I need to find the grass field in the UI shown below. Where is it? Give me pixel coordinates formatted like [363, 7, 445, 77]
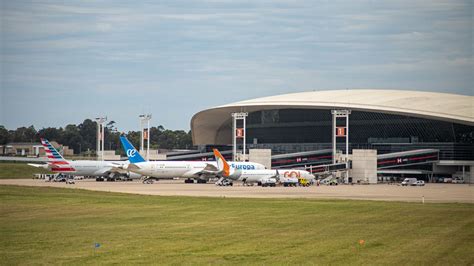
[0, 185, 473, 265]
[0, 162, 51, 179]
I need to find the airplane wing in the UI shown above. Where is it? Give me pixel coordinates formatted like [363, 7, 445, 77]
[182, 164, 221, 180]
[192, 163, 221, 179]
[27, 163, 49, 169]
[127, 163, 141, 170]
[106, 162, 141, 171]
[28, 162, 75, 172]
[272, 170, 281, 182]
[83, 161, 139, 176]
[202, 163, 218, 172]
[27, 162, 66, 169]
[105, 163, 141, 175]
[107, 162, 128, 173]
[108, 166, 129, 174]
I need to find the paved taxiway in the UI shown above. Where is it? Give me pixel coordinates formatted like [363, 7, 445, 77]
[0, 179, 472, 203]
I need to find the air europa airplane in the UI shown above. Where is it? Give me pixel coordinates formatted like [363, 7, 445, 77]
[120, 136, 265, 181]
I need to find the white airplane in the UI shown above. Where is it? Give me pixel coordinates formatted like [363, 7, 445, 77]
[213, 148, 315, 185]
[120, 136, 265, 181]
[28, 138, 141, 181]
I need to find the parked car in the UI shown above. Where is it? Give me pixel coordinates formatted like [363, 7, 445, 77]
[452, 178, 465, 184]
[215, 179, 233, 186]
[411, 180, 425, 186]
[401, 178, 417, 186]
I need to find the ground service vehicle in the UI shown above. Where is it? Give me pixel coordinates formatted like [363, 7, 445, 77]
[260, 178, 277, 187]
[401, 178, 417, 186]
[298, 178, 311, 187]
[281, 177, 299, 187]
[215, 179, 233, 186]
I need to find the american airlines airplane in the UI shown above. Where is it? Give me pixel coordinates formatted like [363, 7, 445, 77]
[213, 148, 314, 185]
[120, 136, 265, 182]
[28, 138, 141, 180]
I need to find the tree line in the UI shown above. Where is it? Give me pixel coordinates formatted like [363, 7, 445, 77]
[0, 119, 194, 155]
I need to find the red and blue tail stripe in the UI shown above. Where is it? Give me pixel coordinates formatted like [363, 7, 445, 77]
[40, 138, 76, 172]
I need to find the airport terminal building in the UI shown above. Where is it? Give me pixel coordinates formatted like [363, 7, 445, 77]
[190, 90, 474, 182]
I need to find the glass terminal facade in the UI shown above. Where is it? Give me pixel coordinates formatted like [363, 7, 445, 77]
[215, 109, 473, 161]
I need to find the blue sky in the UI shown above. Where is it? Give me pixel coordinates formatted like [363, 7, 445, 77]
[1, 0, 472, 131]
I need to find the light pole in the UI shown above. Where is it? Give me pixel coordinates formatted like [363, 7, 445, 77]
[95, 117, 107, 161]
[139, 114, 152, 160]
[231, 112, 248, 161]
[331, 110, 351, 163]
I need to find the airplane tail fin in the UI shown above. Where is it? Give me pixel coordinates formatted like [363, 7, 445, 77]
[41, 138, 67, 162]
[40, 138, 75, 172]
[120, 136, 146, 163]
[212, 148, 230, 177]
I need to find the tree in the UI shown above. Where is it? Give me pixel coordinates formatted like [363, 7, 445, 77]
[0, 126, 9, 145]
[11, 126, 37, 142]
[78, 119, 97, 152]
[6, 121, 195, 155]
[37, 127, 63, 142]
[60, 124, 83, 153]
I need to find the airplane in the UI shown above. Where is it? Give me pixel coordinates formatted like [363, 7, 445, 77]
[213, 148, 315, 186]
[28, 138, 141, 181]
[119, 136, 265, 182]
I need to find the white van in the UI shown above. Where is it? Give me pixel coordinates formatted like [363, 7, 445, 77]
[401, 178, 417, 186]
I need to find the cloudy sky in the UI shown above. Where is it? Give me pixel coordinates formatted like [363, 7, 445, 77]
[1, 0, 472, 131]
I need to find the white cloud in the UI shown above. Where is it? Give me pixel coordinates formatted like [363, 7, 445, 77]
[1, 0, 472, 130]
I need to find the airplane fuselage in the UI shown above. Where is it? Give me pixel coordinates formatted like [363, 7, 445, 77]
[130, 161, 264, 178]
[65, 160, 121, 176]
[50, 160, 140, 178]
[232, 169, 314, 183]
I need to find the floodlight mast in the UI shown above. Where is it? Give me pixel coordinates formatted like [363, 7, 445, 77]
[232, 112, 248, 161]
[139, 114, 152, 160]
[95, 117, 107, 161]
[331, 110, 351, 164]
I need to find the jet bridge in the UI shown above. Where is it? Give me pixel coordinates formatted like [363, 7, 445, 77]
[272, 149, 333, 169]
[167, 150, 233, 161]
[377, 149, 439, 169]
[306, 162, 350, 174]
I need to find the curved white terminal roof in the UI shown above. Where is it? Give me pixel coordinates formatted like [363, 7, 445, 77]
[191, 89, 474, 145]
